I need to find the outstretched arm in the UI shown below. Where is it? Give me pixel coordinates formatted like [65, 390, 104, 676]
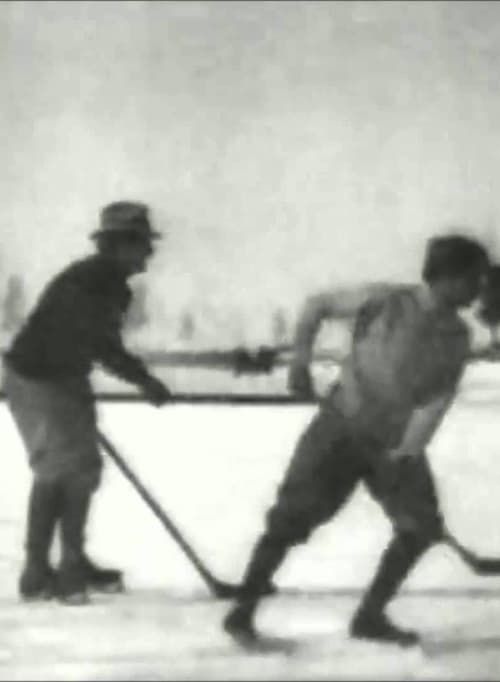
[289, 282, 397, 396]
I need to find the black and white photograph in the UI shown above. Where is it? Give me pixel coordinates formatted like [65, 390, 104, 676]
[3, 0, 500, 679]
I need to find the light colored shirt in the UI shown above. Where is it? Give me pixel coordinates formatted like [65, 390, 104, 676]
[327, 285, 470, 449]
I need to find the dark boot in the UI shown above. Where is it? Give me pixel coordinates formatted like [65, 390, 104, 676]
[81, 555, 124, 593]
[19, 479, 61, 601]
[351, 611, 419, 647]
[223, 601, 260, 647]
[20, 563, 58, 602]
[350, 532, 431, 646]
[57, 561, 89, 606]
[57, 478, 93, 605]
[223, 535, 288, 646]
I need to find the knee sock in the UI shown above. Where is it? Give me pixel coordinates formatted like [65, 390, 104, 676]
[356, 532, 432, 617]
[59, 477, 93, 567]
[24, 478, 62, 570]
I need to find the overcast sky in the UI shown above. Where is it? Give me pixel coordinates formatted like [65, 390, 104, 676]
[3, 1, 500, 341]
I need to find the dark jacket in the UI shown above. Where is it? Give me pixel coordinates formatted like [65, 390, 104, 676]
[6, 254, 151, 386]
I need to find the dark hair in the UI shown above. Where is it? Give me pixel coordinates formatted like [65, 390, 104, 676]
[422, 234, 489, 284]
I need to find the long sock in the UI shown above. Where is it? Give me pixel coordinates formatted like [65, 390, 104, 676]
[356, 532, 431, 616]
[59, 477, 93, 567]
[227, 535, 289, 627]
[242, 535, 288, 591]
[24, 478, 62, 568]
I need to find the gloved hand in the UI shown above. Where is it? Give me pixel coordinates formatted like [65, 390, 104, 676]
[141, 376, 172, 406]
[288, 363, 315, 398]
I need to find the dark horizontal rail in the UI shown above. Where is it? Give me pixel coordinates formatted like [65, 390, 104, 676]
[0, 390, 317, 405]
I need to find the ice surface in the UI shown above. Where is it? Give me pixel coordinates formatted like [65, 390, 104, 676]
[1, 361, 500, 679]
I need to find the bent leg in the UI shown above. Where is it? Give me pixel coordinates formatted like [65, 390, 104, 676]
[354, 453, 443, 645]
[224, 409, 361, 644]
[351, 530, 432, 645]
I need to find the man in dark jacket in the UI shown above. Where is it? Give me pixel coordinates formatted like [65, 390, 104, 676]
[3, 201, 171, 605]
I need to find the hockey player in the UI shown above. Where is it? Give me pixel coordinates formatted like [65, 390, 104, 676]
[223, 234, 489, 647]
[3, 201, 171, 605]
[289, 268, 500, 397]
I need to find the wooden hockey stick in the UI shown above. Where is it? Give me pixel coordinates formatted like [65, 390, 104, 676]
[94, 392, 316, 404]
[97, 429, 242, 599]
[444, 531, 500, 575]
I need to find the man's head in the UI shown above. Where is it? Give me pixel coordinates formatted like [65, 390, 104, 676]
[422, 234, 489, 309]
[91, 201, 161, 275]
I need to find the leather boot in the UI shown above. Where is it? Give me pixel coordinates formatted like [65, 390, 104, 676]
[57, 477, 93, 605]
[350, 532, 431, 646]
[81, 555, 124, 593]
[19, 479, 61, 601]
[224, 535, 288, 645]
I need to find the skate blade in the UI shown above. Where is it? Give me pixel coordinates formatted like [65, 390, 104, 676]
[472, 560, 500, 576]
[351, 632, 419, 648]
[227, 631, 298, 655]
[20, 590, 55, 603]
[88, 581, 125, 594]
[58, 592, 91, 606]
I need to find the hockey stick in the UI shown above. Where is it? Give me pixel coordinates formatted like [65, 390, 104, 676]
[0, 390, 315, 404]
[97, 429, 242, 599]
[444, 531, 500, 575]
[93, 392, 315, 404]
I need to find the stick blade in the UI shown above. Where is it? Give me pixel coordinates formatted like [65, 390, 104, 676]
[469, 557, 500, 575]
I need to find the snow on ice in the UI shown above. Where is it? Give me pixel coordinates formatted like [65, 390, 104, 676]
[1, 362, 500, 679]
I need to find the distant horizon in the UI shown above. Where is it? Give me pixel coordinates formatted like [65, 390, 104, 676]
[3, 1, 500, 329]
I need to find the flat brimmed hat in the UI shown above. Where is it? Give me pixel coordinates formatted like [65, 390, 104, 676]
[90, 201, 162, 240]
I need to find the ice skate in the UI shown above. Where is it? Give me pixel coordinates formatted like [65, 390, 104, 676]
[223, 605, 261, 649]
[82, 556, 124, 593]
[223, 604, 297, 654]
[19, 563, 57, 602]
[56, 562, 90, 606]
[350, 609, 420, 647]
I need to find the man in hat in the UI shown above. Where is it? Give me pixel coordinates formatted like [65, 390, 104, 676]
[223, 234, 491, 647]
[3, 200, 171, 605]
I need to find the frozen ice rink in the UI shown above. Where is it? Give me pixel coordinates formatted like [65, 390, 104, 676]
[2, 362, 500, 680]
